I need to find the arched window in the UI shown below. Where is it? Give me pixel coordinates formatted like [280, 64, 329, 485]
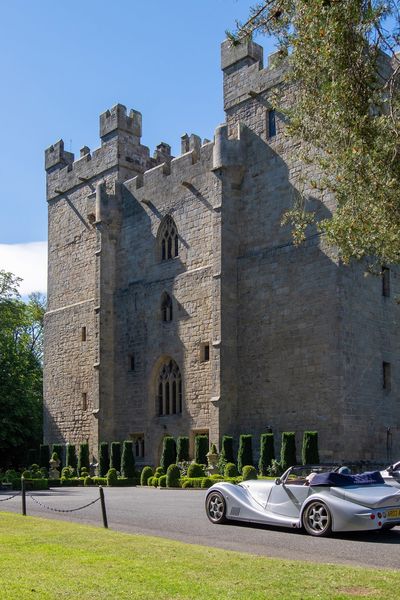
[161, 292, 173, 322]
[158, 215, 179, 261]
[157, 359, 182, 416]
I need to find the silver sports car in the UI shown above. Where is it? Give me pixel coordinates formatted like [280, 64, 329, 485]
[381, 461, 400, 489]
[205, 466, 400, 536]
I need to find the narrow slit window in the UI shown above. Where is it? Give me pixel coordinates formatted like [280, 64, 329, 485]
[200, 342, 210, 362]
[382, 266, 390, 297]
[383, 362, 391, 391]
[161, 292, 173, 322]
[81, 326, 87, 342]
[268, 109, 276, 138]
[82, 392, 87, 411]
[129, 354, 135, 371]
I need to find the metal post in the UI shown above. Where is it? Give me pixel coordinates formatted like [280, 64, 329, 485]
[21, 477, 26, 516]
[99, 486, 108, 528]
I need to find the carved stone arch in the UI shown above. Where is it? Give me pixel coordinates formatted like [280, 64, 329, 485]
[152, 357, 183, 417]
[157, 214, 179, 261]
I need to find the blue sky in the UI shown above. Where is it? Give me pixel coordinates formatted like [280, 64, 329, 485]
[0, 0, 275, 294]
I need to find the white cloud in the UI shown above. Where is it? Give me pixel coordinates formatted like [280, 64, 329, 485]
[0, 242, 47, 296]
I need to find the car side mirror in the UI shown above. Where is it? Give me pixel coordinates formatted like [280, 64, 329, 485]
[275, 478, 281, 485]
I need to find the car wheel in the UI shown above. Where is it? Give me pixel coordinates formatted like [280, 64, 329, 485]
[206, 491, 227, 524]
[302, 501, 332, 537]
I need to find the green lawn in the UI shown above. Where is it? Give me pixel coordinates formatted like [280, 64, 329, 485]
[0, 512, 398, 599]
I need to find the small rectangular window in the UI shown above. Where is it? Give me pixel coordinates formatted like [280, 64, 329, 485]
[200, 343, 210, 362]
[81, 326, 87, 342]
[82, 392, 88, 411]
[383, 362, 391, 391]
[268, 109, 276, 138]
[382, 266, 390, 297]
[129, 354, 135, 371]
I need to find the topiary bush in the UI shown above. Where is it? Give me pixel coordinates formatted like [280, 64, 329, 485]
[159, 475, 167, 488]
[84, 476, 94, 486]
[52, 444, 64, 470]
[176, 436, 190, 462]
[39, 444, 50, 469]
[99, 442, 109, 477]
[259, 433, 275, 476]
[155, 466, 164, 477]
[302, 431, 319, 465]
[78, 443, 90, 473]
[121, 440, 135, 478]
[106, 468, 118, 486]
[242, 465, 258, 481]
[187, 463, 205, 478]
[224, 462, 239, 478]
[280, 432, 297, 472]
[182, 480, 192, 489]
[110, 442, 121, 473]
[160, 436, 176, 472]
[166, 464, 181, 488]
[201, 477, 213, 489]
[152, 477, 159, 487]
[194, 435, 208, 465]
[140, 466, 153, 486]
[61, 466, 74, 479]
[66, 444, 77, 470]
[237, 435, 253, 474]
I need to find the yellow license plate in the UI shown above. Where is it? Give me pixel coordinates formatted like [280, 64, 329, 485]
[388, 509, 400, 519]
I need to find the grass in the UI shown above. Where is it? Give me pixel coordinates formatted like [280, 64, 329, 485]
[0, 512, 399, 599]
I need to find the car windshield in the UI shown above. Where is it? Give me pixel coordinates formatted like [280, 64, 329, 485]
[282, 465, 338, 485]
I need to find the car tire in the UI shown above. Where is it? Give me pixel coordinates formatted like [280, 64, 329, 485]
[206, 491, 227, 524]
[302, 501, 332, 537]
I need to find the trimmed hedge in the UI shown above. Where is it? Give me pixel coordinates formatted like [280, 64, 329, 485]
[39, 444, 50, 469]
[107, 468, 118, 486]
[14, 478, 49, 491]
[159, 475, 167, 488]
[194, 435, 208, 465]
[27, 449, 38, 466]
[280, 432, 297, 472]
[242, 465, 258, 481]
[176, 436, 190, 462]
[187, 463, 205, 478]
[166, 464, 181, 488]
[66, 444, 77, 470]
[78, 443, 90, 474]
[302, 431, 319, 465]
[99, 442, 109, 477]
[121, 441, 135, 478]
[52, 444, 64, 470]
[237, 435, 253, 473]
[110, 442, 121, 472]
[220, 436, 235, 464]
[160, 437, 176, 472]
[140, 466, 153, 486]
[224, 462, 239, 478]
[259, 433, 275, 476]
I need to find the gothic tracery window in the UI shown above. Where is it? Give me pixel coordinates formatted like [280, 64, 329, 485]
[161, 292, 173, 322]
[158, 215, 179, 261]
[157, 359, 182, 416]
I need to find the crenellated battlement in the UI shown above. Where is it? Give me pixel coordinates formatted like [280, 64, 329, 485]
[100, 104, 142, 143]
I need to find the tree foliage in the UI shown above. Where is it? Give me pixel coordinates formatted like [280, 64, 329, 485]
[0, 271, 45, 467]
[229, 1, 400, 265]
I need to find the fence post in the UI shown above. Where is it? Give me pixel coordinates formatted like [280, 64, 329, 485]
[21, 476, 26, 516]
[99, 486, 108, 528]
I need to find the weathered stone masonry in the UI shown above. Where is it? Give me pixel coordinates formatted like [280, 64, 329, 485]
[44, 39, 399, 465]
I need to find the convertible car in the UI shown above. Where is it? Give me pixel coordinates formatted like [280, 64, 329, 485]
[381, 461, 400, 489]
[205, 466, 400, 537]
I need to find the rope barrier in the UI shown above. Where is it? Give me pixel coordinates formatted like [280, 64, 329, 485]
[0, 491, 21, 502]
[29, 494, 100, 513]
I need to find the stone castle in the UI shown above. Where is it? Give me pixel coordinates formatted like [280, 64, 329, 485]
[44, 39, 399, 466]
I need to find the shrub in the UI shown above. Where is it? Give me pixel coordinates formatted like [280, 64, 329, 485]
[160, 437, 176, 472]
[61, 466, 74, 479]
[194, 435, 208, 465]
[224, 462, 239, 478]
[166, 464, 181, 488]
[176, 436, 190, 462]
[221, 435, 235, 463]
[155, 466, 164, 477]
[182, 480, 192, 489]
[110, 442, 121, 472]
[106, 468, 118, 486]
[121, 441, 135, 478]
[237, 435, 253, 473]
[268, 459, 283, 477]
[80, 467, 89, 477]
[84, 476, 94, 486]
[66, 444, 77, 470]
[39, 444, 50, 469]
[187, 463, 205, 478]
[152, 477, 159, 487]
[201, 477, 213, 489]
[98, 442, 109, 477]
[242, 465, 258, 481]
[22, 470, 31, 479]
[27, 449, 38, 466]
[159, 475, 167, 488]
[259, 433, 275, 476]
[40, 467, 48, 478]
[92, 477, 107, 486]
[302, 431, 319, 466]
[280, 432, 297, 472]
[78, 443, 90, 473]
[140, 466, 153, 486]
[52, 444, 64, 470]
[209, 443, 218, 454]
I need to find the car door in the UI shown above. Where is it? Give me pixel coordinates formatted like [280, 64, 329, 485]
[267, 481, 312, 518]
